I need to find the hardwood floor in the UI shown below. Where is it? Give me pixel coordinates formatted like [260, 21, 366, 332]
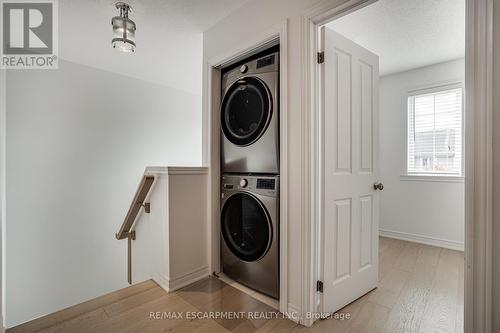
[8, 237, 464, 333]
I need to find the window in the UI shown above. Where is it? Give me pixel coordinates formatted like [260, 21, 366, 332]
[407, 85, 463, 176]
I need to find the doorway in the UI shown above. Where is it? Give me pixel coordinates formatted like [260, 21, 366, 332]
[312, 0, 466, 331]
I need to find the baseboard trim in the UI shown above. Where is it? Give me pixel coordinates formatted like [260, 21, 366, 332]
[153, 266, 209, 293]
[379, 228, 464, 251]
[151, 273, 170, 292]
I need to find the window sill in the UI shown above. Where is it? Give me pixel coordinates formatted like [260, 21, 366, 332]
[400, 174, 465, 183]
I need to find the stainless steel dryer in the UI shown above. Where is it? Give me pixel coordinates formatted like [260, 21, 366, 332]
[221, 52, 279, 174]
[220, 174, 279, 299]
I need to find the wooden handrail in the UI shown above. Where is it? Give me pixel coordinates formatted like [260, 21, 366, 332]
[115, 175, 155, 240]
[115, 174, 155, 284]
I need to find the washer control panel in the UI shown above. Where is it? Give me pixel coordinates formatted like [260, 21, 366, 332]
[221, 175, 279, 198]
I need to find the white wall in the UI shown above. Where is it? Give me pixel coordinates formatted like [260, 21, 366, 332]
[379, 59, 465, 249]
[5, 60, 202, 327]
[203, 0, 349, 316]
[492, 1, 500, 330]
[0, 68, 6, 331]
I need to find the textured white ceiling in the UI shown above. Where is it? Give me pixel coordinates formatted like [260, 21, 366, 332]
[327, 0, 465, 76]
[58, 0, 249, 94]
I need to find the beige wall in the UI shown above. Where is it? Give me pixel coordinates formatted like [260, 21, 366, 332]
[492, 0, 500, 331]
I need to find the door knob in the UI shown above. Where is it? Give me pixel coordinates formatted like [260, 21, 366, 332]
[373, 182, 384, 191]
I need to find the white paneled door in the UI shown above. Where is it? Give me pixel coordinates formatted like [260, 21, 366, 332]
[322, 27, 380, 314]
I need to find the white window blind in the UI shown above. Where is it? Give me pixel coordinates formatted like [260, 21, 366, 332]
[407, 86, 463, 176]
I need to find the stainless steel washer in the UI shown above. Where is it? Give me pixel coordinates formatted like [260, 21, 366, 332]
[221, 52, 279, 174]
[220, 174, 279, 299]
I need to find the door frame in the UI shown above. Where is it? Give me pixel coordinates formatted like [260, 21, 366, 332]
[203, 20, 289, 314]
[301, 0, 493, 331]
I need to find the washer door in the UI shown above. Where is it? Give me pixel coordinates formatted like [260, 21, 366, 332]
[221, 76, 272, 146]
[221, 192, 272, 262]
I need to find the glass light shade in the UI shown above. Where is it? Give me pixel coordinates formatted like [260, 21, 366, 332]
[111, 6, 136, 52]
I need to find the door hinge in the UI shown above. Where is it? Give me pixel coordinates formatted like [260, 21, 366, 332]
[317, 51, 325, 64]
[316, 280, 324, 293]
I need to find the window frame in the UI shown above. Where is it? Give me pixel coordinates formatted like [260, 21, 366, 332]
[402, 81, 465, 182]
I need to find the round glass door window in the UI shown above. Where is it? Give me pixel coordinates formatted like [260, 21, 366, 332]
[221, 192, 272, 262]
[221, 77, 272, 146]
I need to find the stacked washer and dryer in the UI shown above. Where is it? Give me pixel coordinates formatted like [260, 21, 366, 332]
[220, 50, 280, 299]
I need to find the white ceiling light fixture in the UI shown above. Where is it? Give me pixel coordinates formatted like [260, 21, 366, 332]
[111, 2, 136, 52]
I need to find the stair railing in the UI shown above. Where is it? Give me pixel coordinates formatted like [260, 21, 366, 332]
[115, 174, 155, 284]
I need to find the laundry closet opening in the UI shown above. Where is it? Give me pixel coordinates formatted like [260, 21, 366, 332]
[206, 36, 289, 313]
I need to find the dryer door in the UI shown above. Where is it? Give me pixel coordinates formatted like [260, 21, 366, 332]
[221, 77, 273, 146]
[221, 192, 272, 262]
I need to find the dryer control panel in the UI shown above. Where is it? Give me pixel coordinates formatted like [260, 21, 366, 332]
[256, 178, 276, 190]
[256, 54, 275, 69]
[221, 51, 279, 91]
